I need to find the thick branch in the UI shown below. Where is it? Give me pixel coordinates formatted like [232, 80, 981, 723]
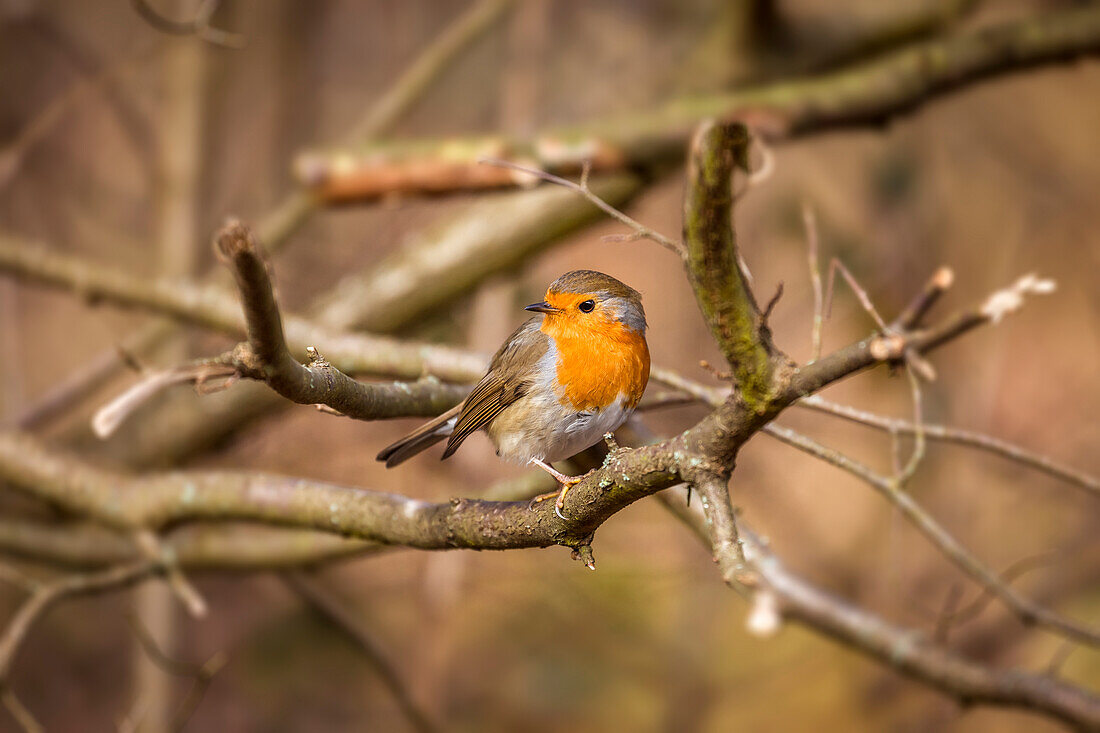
[682, 121, 777, 411]
[0, 518, 377, 570]
[297, 6, 1100, 201]
[0, 429, 678, 550]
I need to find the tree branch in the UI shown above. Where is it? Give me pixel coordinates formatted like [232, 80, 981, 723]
[658, 491, 1100, 730]
[0, 518, 378, 570]
[0, 233, 486, 385]
[296, 6, 1100, 201]
[0, 561, 156, 683]
[762, 424, 1100, 648]
[283, 572, 437, 733]
[7, 0, 514, 431]
[682, 120, 779, 411]
[799, 395, 1099, 501]
[210, 221, 470, 421]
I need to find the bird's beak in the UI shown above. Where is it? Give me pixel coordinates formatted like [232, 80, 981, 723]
[524, 301, 561, 314]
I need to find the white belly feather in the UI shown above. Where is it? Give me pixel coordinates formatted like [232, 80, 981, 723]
[489, 340, 635, 464]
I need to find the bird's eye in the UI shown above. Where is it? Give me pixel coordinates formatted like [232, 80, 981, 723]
[578, 299, 596, 313]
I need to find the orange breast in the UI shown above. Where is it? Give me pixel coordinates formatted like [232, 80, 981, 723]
[544, 318, 649, 411]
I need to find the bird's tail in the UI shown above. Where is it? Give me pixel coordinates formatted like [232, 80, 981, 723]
[375, 404, 461, 468]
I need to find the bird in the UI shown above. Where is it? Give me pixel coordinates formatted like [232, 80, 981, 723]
[377, 270, 650, 516]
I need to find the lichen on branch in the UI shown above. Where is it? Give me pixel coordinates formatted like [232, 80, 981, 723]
[683, 121, 780, 412]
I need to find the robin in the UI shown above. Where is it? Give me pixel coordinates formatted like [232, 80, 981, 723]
[377, 270, 650, 516]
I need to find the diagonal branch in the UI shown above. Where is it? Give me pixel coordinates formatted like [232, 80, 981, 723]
[283, 572, 438, 733]
[658, 491, 1100, 730]
[0, 561, 156, 683]
[762, 424, 1100, 647]
[799, 395, 1100, 500]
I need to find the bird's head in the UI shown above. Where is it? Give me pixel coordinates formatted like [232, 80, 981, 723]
[525, 270, 646, 340]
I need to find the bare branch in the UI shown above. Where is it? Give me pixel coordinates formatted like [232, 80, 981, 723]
[762, 424, 1100, 647]
[798, 395, 1100, 500]
[0, 562, 156, 683]
[0, 518, 380, 570]
[824, 258, 888, 331]
[691, 472, 749, 585]
[283, 572, 438, 733]
[478, 157, 685, 257]
[683, 120, 780, 412]
[0, 234, 487, 385]
[297, 6, 1100, 201]
[129, 0, 245, 48]
[210, 221, 471, 422]
[658, 491, 1100, 730]
[91, 362, 236, 439]
[895, 266, 955, 330]
[802, 204, 825, 362]
[784, 273, 1055, 400]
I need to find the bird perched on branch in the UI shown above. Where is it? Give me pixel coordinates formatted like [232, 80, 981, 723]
[377, 270, 650, 516]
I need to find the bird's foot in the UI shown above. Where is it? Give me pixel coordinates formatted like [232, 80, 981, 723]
[528, 459, 594, 519]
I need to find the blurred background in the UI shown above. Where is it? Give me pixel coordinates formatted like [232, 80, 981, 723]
[1, 0, 1098, 731]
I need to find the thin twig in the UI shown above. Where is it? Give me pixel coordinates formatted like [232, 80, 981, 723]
[1, 689, 41, 733]
[1047, 641, 1076, 678]
[937, 550, 1063, 631]
[798, 395, 1100, 500]
[91, 362, 236, 439]
[132, 530, 208, 618]
[825, 258, 888, 331]
[932, 584, 964, 642]
[126, 612, 226, 731]
[762, 424, 1100, 647]
[895, 266, 955, 330]
[478, 157, 686, 257]
[894, 363, 926, 485]
[0, 561, 156, 682]
[129, 0, 245, 48]
[283, 572, 438, 733]
[802, 204, 824, 363]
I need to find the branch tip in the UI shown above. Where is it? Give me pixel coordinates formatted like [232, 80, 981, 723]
[746, 589, 782, 637]
[213, 219, 256, 261]
[981, 274, 1056, 325]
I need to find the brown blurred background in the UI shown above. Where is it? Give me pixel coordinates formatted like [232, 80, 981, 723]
[1, 1, 1099, 731]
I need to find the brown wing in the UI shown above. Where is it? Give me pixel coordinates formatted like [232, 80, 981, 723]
[441, 319, 547, 458]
